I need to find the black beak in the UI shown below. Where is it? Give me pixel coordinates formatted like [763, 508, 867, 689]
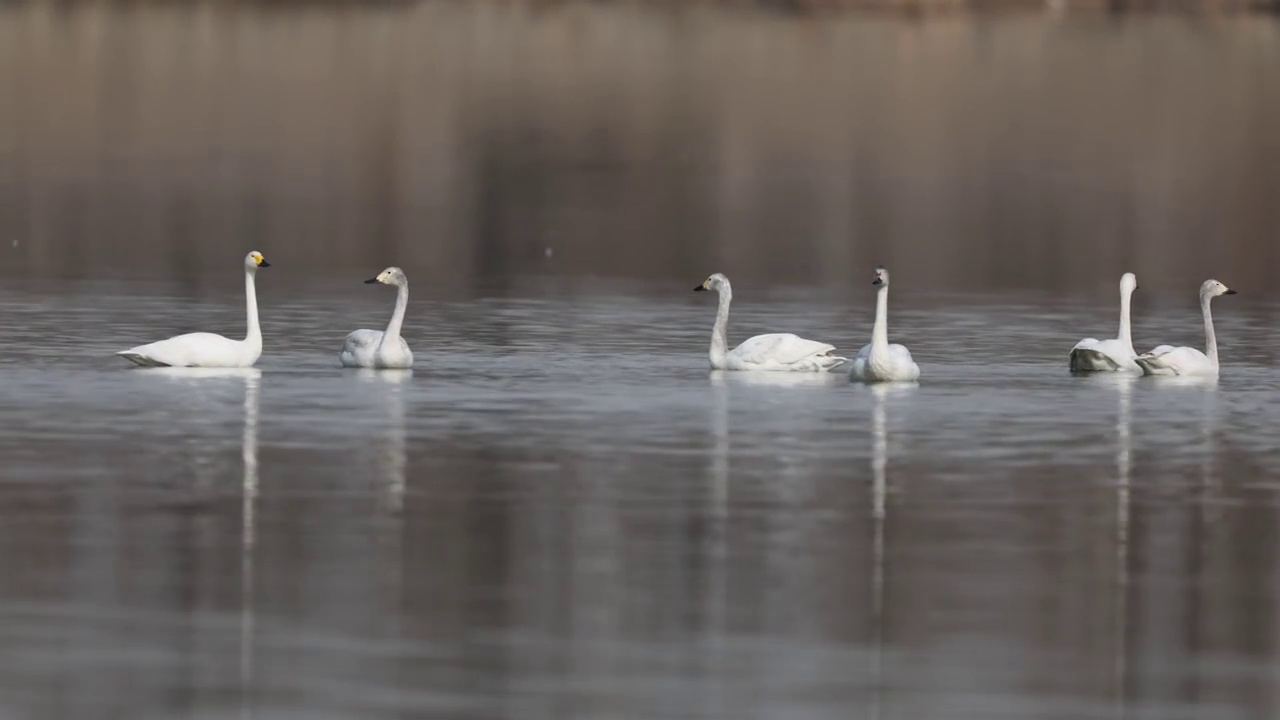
[872, 278, 883, 286]
[1225, 289, 1238, 295]
[259, 261, 271, 268]
[365, 277, 379, 284]
[693, 285, 706, 292]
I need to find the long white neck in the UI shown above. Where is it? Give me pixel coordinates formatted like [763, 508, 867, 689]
[871, 285, 890, 352]
[710, 284, 731, 368]
[1118, 285, 1134, 352]
[382, 282, 409, 345]
[1201, 293, 1218, 367]
[243, 269, 261, 351]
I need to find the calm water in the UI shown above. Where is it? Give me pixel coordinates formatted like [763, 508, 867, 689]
[5, 1, 1280, 718]
[2, 276, 1280, 719]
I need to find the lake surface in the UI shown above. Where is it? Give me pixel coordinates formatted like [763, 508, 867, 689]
[2, 276, 1280, 719]
[4, 1, 1280, 717]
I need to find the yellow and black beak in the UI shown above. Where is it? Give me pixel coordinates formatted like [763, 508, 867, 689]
[365, 277, 380, 284]
[693, 284, 707, 291]
[258, 259, 271, 267]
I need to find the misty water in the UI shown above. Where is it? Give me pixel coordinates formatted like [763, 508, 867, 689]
[2, 276, 1280, 719]
[5, 1, 1280, 719]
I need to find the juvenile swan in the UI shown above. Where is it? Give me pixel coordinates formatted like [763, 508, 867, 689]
[1135, 279, 1237, 378]
[1069, 272, 1140, 373]
[851, 267, 920, 383]
[118, 251, 271, 368]
[339, 267, 414, 369]
[693, 273, 847, 372]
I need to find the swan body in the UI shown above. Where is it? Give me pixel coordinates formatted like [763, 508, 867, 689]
[1070, 272, 1141, 373]
[1135, 280, 1236, 378]
[339, 266, 414, 369]
[693, 273, 847, 373]
[118, 252, 270, 368]
[851, 267, 920, 383]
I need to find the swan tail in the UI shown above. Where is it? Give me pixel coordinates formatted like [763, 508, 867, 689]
[117, 350, 168, 367]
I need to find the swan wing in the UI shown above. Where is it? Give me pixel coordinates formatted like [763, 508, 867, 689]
[340, 329, 384, 367]
[119, 332, 245, 368]
[1071, 337, 1102, 353]
[1136, 345, 1212, 376]
[730, 333, 841, 367]
[1069, 338, 1137, 372]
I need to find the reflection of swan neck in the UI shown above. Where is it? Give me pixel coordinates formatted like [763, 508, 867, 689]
[240, 372, 260, 720]
[872, 388, 887, 520]
[1113, 378, 1132, 715]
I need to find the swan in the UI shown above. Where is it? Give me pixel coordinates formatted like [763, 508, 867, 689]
[693, 273, 847, 372]
[851, 267, 920, 382]
[1135, 279, 1237, 378]
[339, 266, 414, 369]
[118, 251, 271, 368]
[1069, 272, 1140, 373]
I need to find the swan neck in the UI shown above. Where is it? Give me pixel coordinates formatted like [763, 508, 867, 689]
[1118, 285, 1133, 351]
[872, 285, 890, 351]
[1201, 293, 1218, 367]
[710, 285, 731, 367]
[383, 282, 409, 343]
[244, 269, 261, 349]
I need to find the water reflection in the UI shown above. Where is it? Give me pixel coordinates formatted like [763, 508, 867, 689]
[355, 370, 410, 515]
[708, 370, 846, 389]
[148, 367, 263, 720]
[1114, 375, 1133, 717]
[867, 382, 915, 720]
[240, 371, 260, 720]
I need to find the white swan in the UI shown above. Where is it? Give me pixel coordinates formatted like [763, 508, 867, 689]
[693, 273, 847, 372]
[1135, 279, 1237, 378]
[1069, 272, 1140, 373]
[851, 267, 920, 382]
[339, 267, 414, 369]
[118, 251, 271, 368]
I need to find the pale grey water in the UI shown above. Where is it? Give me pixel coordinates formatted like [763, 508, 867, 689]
[2, 277, 1280, 719]
[5, 1, 1280, 717]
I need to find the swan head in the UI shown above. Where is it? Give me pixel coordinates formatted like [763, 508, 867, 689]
[1121, 272, 1138, 293]
[1201, 279, 1237, 298]
[244, 251, 271, 271]
[366, 266, 407, 287]
[872, 266, 889, 287]
[693, 273, 729, 293]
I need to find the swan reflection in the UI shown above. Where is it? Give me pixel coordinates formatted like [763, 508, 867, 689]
[708, 369, 845, 390]
[355, 369, 410, 514]
[148, 366, 261, 716]
[1113, 375, 1133, 715]
[867, 381, 915, 720]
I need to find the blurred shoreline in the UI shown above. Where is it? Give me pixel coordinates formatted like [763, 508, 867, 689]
[2, 2, 1278, 293]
